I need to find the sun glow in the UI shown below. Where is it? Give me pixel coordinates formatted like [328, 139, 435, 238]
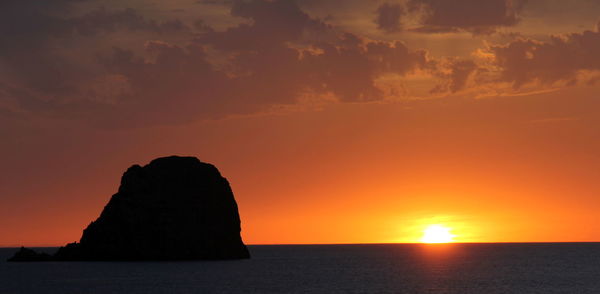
[421, 224, 455, 243]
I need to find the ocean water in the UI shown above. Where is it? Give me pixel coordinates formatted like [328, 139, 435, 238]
[1, 243, 599, 293]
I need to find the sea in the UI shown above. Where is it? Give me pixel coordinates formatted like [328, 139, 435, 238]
[1, 243, 599, 293]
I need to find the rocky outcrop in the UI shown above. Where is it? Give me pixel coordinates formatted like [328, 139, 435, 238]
[7, 247, 52, 262]
[9, 156, 250, 261]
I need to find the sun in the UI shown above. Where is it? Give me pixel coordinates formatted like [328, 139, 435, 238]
[421, 224, 455, 243]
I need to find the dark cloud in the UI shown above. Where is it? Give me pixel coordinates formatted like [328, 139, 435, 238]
[198, 0, 427, 102]
[19, 0, 593, 126]
[72, 8, 191, 36]
[407, 0, 527, 34]
[99, 1, 428, 124]
[302, 34, 428, 101]
[196, 0, 232, 4]
[489, 24, 600, 88]
[431, 59, 479, 93]
[375, 3, 404, 33]
[3, 0, 600, 129]
[198, 0, 332, 50]
[0, 1, 190, 111]
[1, 0, 433, 127]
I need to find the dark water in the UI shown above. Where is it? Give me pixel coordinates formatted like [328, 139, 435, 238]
[1, 243, 599, 293]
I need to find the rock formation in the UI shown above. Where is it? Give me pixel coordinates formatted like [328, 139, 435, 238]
[9, 156, 250, 261]
[7, 247, 52, 262]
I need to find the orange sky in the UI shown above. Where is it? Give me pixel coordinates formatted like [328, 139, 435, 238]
[1, 0, 600, 246]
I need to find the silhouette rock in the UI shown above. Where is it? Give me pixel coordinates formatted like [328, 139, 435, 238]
[9, 156, 250, 261]
[7, 247, 52, 262]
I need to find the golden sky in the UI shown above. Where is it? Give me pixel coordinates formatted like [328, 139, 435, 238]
[1, 0, 600, 246]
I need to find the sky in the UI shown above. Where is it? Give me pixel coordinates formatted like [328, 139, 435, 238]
[1, 0, 600, 246]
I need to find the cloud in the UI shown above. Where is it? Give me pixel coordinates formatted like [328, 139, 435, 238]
[303, 34, 428, 101]
[197, 0, 332, 50]
[11, 0, 596, 127]
[487, 23, 600, 88]
[375, 3, 404, 33]
[430, 59, 479, 93]
[98, 1, 429, 124]
[407, 0, 527, 34]
[72, 8, 191, 36]
[0, 1, 190, 109]
[1, 0, 434, 127]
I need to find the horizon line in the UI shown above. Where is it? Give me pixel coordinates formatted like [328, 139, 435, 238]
[2, 241, 600, 248]
[247, 241, 600, 246]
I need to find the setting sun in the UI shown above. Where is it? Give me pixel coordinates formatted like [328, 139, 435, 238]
[421, 225, 455, 243]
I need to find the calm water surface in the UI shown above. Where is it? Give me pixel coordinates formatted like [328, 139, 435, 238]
[1, 243, 599, 293]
